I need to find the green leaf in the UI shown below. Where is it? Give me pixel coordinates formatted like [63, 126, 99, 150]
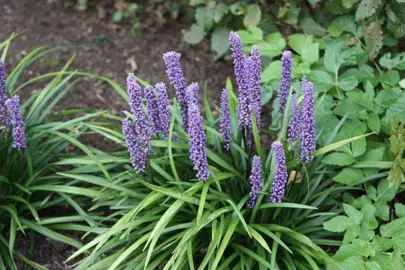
[343, 203, 364, 225]
[113, 11, 124, 23]
[390, 0, 405, 23]
[381, 217, 405, 238]
[307, 70, 334, 92]
[355, 0, 381, 21]
[261, 61, 281, 83]
[323, 216, 353, 232]
[301, 42, 319, 64]
[259, 32, 285, 57]
[301, 17, 327, 37]
[364, 20, 383, 59]
[379, 52, 405, 70]
[338, 76, 359, 91]
[377, 179, 396, 202]
[334, 168, 365, 185]
[374, 201, 390, 221]
[367, 113, 381, 134]
[211, 28, 230, 57]
[195, 7, 214, 30]
[322, 152, 356, 166]
[183, 24, 205, 45]
[243, 4, 261, 27]
[214, 3, 228, 23]
[395, 203, 405, 218]
[328, 18, 343, 37]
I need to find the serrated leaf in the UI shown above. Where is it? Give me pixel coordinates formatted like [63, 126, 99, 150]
[367, 113, 381, 134]
[343, 203, 364, 225]
[346, 91, 374, 110]
[307, 70, 334, 92]
[183, 24, 205, 45]
[322, 152, 356, 166]
[338, 76, 359, 91]
[324, 216, 354, 232]
[301, 17, 327, 37]
[211, 28, 230, 57]
[356, 0, 381, 22]
[395, 203, 405, 218]
[364, 20, 383, 59]
[301, 42, 319, 64]
[334, 168, 365, 185]
[214, 3, 228, 23]
[261, 61, 281, 83]
[243, 4, 261, 27]
[380, 217, 405, 237]
[328, 18, 343, 37]
[390, 0, 405, 23]
[379, 52, 405, 70]
[195, 7, 214, 30]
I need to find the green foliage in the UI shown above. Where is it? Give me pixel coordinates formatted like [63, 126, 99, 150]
[0, 35, 123, 269]
[323, 180, 405, 269]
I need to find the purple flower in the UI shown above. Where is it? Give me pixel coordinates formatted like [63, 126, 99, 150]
[300, 77, 316, 163]
[248, 155, 262, 208]
[187, 100, 209, 181]
[249, 45, 262, 131]
[269, 141, 288, 203]
[5, 95, 26, 150]
[145, 86, 160, 134]
[278, 51, 292, 114]
[288, 94, 301, 143]
[127, 73, 144, 123]
[186, 82, 199, 105]
[229, 32, 250, 130]
[0, 60, 8, 131]
[163, 51, 189, 131]
[155, 82, 171, 138]
[220, 88, 231, 151]
[122, 117, 151, 173]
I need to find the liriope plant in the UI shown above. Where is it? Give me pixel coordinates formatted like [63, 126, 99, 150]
[66, 32, 376, 270]
[0, 34, 126, 269]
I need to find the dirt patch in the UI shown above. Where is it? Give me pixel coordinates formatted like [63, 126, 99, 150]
[0, 0, 234, 115]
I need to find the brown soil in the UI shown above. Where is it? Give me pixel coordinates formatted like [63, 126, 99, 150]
[0, 0, 233, 114]
[1, 0, 234, 268]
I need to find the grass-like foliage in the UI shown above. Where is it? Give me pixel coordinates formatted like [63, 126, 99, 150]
[0, 34, 122, 270]
[64, 33, 377, 270]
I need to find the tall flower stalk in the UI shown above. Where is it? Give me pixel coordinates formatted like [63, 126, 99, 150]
[220, 88, 231, 151]
[155, 82, 171, 138]
[186, 83, 209, 181]
[249, 45, 262, 131]
[0, 60, 9, 133]
[269, 141, 288, 203]
[278, 51, 292, 114]
[5, 95, 27, 151]
[248, 155, 262, 208]
[288, 94, 301, 143]
[145, 86, 161, 134]
[300, 77, 316, 163]
[163, 51, 189, 132]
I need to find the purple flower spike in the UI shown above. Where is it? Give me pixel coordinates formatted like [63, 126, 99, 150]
[300, 77, 316, 163]
[155, 82, 171, 138]
[145, 86, 160, 134]
[229, 32, 250, 129]
[248, 155, 262, 208]
[186, 82, 199, 105]
[127, 73, 144, 123]
[278, 51, 292, 114]
[188, 101, 209, 181]
[0, 60, 9, 131]
[5, 95, 26, 150]
[163, 51, 189, 131]
[122, 117, 151, 173]
[249, 45, 262, 131]
[269, 141, 288, 203]
[220, 88, 231, 151]
[288, 94, 301, 143]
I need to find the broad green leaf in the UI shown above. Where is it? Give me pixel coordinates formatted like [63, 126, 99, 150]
[183, 24, 205, 45]
[338, 76, 358, 91]
[395, 203, 405, 218]
[343, 204, 363, 225]
[307, 70, 334, 92]
[367, 113, 381, 134]
[322, 152, 355, 166]
[334, 168, 364, 185]
[323, 216, 353, 232]
[211, 28, 230, 57]
[328, 18, 343, 37]
[301, 42, 319, 64]
[356, 0, 381, 22]
[380, 217, 405, 238]
[261, 61, 281, 83]
[243, 4, 261, 27]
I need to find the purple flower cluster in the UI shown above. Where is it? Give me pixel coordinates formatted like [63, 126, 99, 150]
[229, 32, 262, 137]
[220, 88, 231, 151]
[186, 82, 199, 105]
[155, 82, 171, 138]
[187, 87, 209, 181]
[288, 94, 301, 143]
[278, 51, 292, 114]
[5, 95, 27, 150]
[163, 51, 189, 131]
[249, 45, 262, 131]
[229, 32, 251, 130]
[300, 77, 316, 163]
[123, 74, 152, 172]
[248, 155, 262, 208]
[269, 141, 288, 203]
[0, 60, 9, 132]
[145, 86, 160, 134]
